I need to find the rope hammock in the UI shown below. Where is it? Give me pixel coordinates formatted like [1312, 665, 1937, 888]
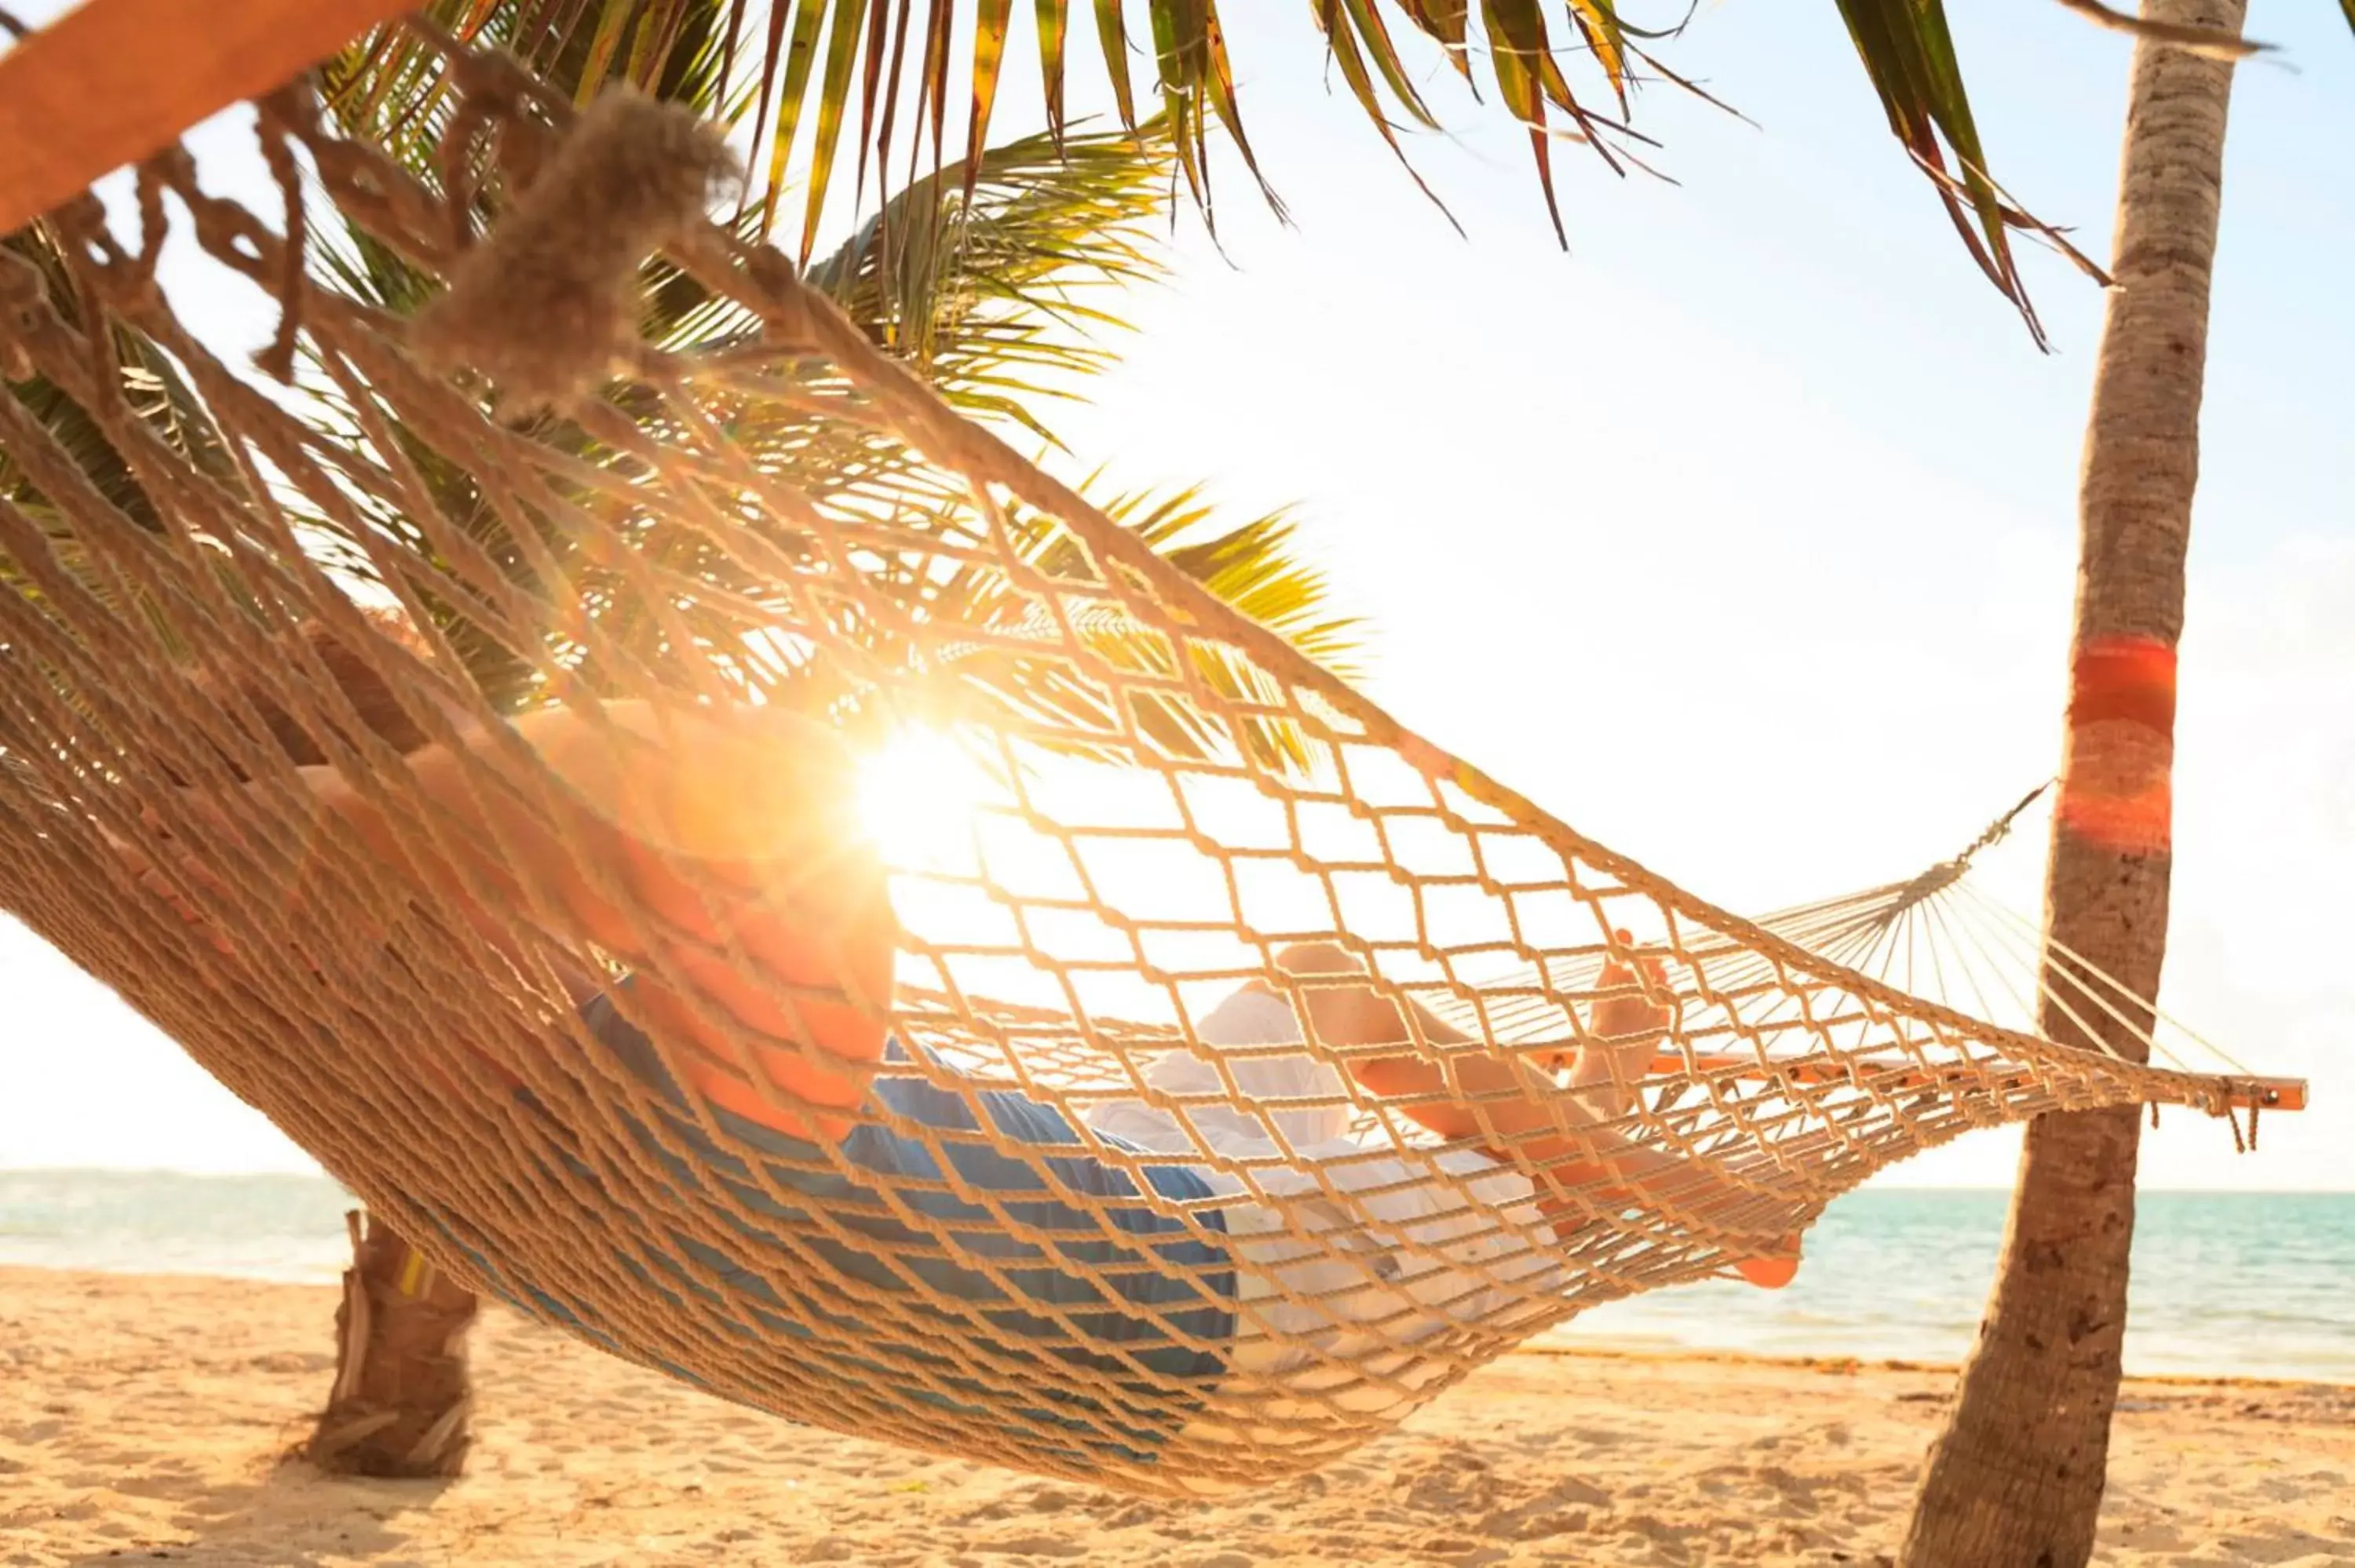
[1439, 784, 2302, 1130]
[0, 16, 2304, 1497]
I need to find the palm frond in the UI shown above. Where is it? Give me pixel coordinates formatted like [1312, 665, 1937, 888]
[1, 229, 253, 646]
[301, 120, 1181, 617]
[1, 233, 245, 529]
[0, 2, 1362, 764]
[293, 80, 1360, 754]
[904, 483, 1364, 772]
[679, 121, 1180, 437]
[1096, 486, 1361, 681]
[322, 0, 742, 170]
[341, 0, 2102, 343]
[1829, 0, 2104, 352]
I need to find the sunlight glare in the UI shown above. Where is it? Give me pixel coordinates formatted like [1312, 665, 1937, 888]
[856, 728, 994, 874]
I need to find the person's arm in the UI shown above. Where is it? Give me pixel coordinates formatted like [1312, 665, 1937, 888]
[101, 820, 236, 956]
[122, 699, 897, 1141]
[312, 699, 900, 1140]
[1270, 942, 1803, 1285]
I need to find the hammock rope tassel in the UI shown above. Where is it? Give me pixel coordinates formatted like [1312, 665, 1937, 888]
[407, 80, 741, 414]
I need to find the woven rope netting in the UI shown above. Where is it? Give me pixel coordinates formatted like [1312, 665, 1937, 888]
[0, 26, 2298, 1496]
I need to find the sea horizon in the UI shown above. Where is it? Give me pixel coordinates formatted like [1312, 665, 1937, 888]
[5, 1168, 2350, 1386]
[9, 1161, 2351, 1196]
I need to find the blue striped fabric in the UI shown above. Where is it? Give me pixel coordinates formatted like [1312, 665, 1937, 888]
[447, 987, 1240, 1470]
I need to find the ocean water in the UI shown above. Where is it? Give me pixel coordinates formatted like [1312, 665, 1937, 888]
[0, 1169, 362, 1284]
[2, 1171, 2348, 1383]
[1558, 1188, 2355, 1382]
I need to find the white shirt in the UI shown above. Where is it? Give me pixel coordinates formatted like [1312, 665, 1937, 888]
[1084, 989, 1565, 1445]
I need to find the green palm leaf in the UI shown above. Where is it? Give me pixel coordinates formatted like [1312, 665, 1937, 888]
[870, 483, 1363, 771]
[334, 0, 2216, 345]
[1, 230, 250, 648]
[309, 10, 1364, 759]
[10, 3, 1364, 772]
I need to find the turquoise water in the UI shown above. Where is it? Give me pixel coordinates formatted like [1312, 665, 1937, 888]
[3, 1172, 2348, 1382]
[0, 1169, 361, 1282]
[1561, 1188, 2355, 1382]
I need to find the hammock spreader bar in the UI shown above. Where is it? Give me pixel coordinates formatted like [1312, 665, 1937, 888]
[0, 0, 417, 235]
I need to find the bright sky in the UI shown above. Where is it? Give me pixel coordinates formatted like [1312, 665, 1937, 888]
[4, 0, 2350, 1190]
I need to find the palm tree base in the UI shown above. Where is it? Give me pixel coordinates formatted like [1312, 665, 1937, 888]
[1900, 1106, 2145, 1568]
[305, 1209, 479, 1479]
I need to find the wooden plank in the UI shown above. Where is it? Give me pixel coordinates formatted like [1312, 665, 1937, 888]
[1644, 1050, 2306, 1113]
[0, 0, 416, 235]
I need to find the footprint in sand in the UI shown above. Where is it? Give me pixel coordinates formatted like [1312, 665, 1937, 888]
[1477, 1477, 1612, 1542]
[972, 1533, 1089, 1557]
[1397, 1445, 1509, 1516]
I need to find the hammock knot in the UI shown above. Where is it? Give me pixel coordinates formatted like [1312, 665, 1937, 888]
[407, 86, 739, 415]
[434, 50, 551, 253]
[741, 246, 814, 352]
[35, 187, 178, 330]
[254, 81, 324, 142]
[0, 243, 40, 312]
[252, 88, 317, 385]
[40, 190, 114, 264]
[126, 159, 181, 296]
[0, 249, 38, 382]
[304, 137, 458, 274]
[441, 44, 543, 126]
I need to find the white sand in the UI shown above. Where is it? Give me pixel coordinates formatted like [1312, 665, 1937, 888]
[2, 1267, 2349, 1566]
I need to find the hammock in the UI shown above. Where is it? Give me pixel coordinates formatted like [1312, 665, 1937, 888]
[0, 15, 2303, 1497]
[1435, 784, 2306, 1130]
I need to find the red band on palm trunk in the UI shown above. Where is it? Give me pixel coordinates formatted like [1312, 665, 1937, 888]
[2057, 634, 2176, 855]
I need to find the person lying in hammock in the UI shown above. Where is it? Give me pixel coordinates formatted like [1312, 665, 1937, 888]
[119, 611, 1808, 1453]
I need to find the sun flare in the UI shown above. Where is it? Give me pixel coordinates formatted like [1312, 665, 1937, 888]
[855, 728, 995, 873]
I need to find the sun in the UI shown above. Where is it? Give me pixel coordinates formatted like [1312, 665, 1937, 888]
[854, 727, 995, 873]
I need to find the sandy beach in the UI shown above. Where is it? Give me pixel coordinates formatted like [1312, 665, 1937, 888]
[2, 1267, 2349, 1566]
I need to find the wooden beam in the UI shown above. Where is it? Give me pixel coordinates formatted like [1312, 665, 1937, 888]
[1644, 1051, 2306, 1114]
[0, 0, 415, 235]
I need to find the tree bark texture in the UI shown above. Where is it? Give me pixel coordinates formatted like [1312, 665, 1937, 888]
[1900, 4, 2244, 1566]
[305, 1209, 480, 1479]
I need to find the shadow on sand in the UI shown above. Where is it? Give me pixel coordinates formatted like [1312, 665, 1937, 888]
[68, 1456, 455, 1568]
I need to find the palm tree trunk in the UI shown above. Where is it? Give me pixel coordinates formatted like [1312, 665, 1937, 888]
[305, 1209, 480, 1479]
[1899, 4, 2244, 1565]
